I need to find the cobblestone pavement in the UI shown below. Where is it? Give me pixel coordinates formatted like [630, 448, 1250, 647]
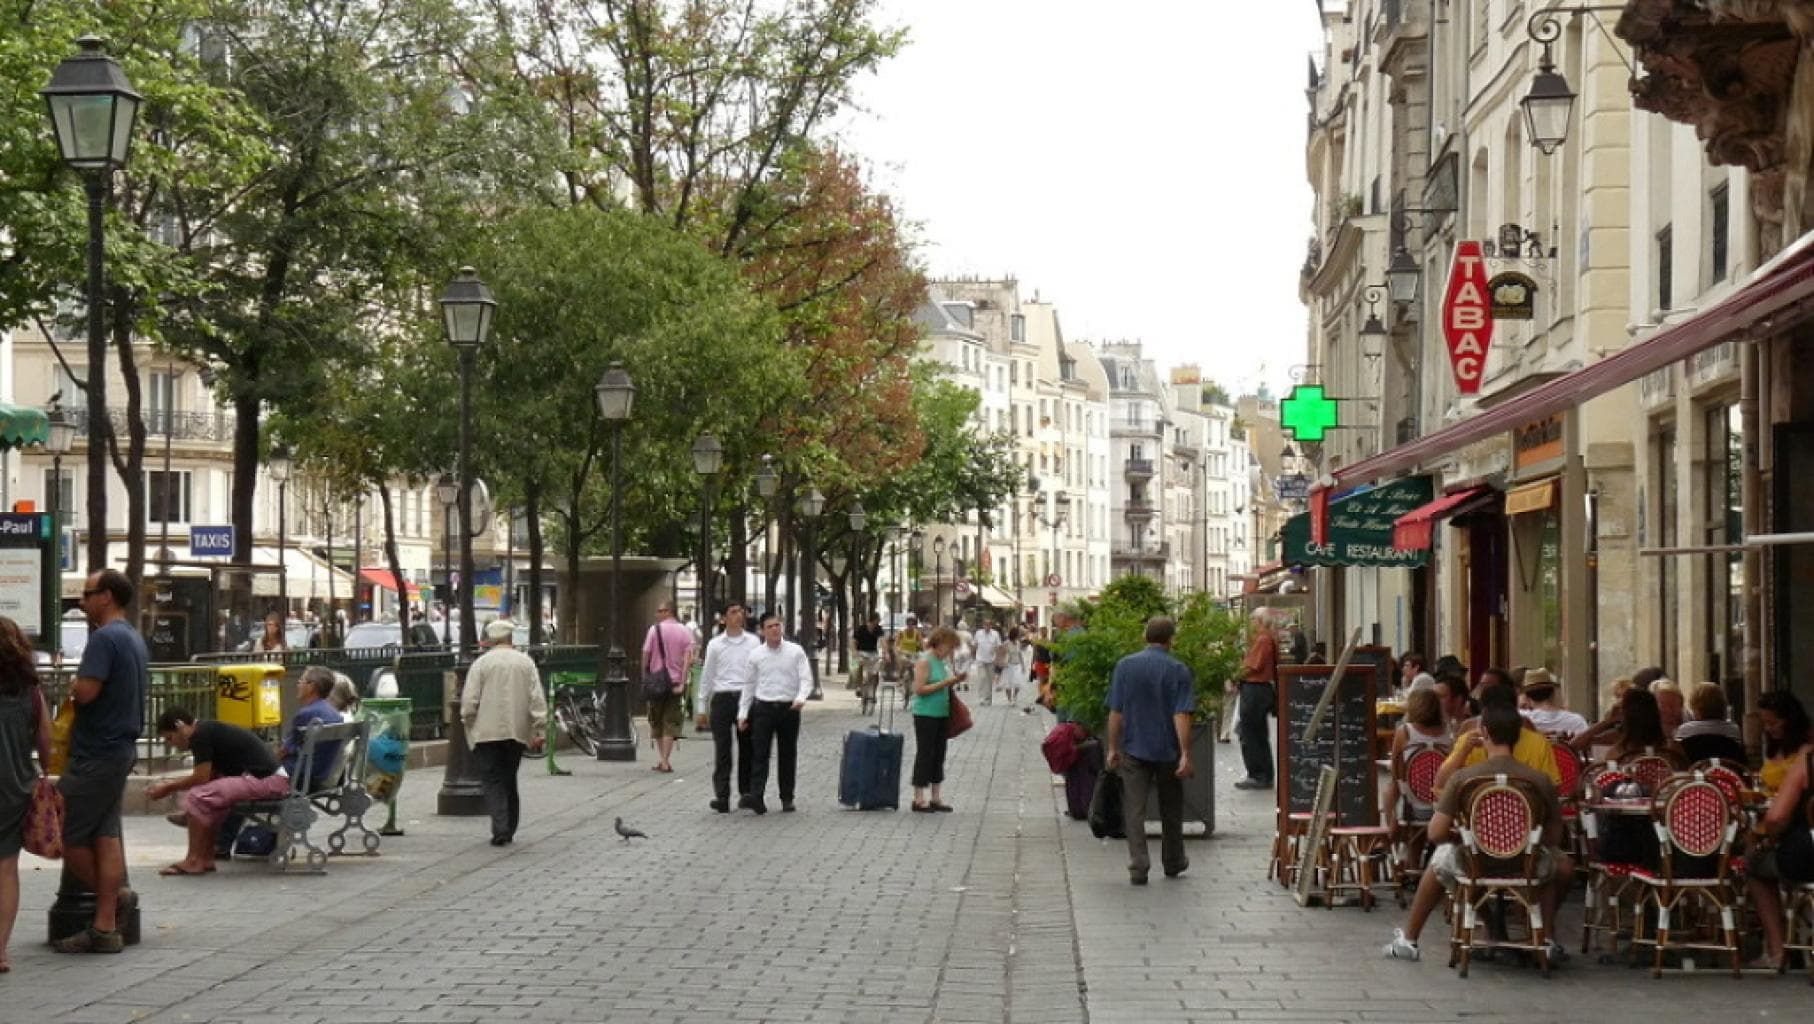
[3, 684, 1808, 1023]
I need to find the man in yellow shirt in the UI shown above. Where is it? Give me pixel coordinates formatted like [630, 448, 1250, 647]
[1433, 671, 1562, 791]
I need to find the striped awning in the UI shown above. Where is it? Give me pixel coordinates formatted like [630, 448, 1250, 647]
[0, 403, 49, 448]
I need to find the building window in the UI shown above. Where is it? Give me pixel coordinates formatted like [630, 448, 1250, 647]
[54, 364, 86, 412]
[1655, 424, 1679, 674]
[1704, 402, 1744, 692]
[1656, 224, 1674, 311]
[149, 470, 191, 524]
[1709, 184, 1730, 283]
[1011, 314, 1025, 342]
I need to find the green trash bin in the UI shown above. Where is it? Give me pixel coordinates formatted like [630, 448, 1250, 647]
[361, 697, 413, 836]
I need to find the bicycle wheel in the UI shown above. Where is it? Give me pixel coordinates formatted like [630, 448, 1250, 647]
[557, 701, 599, 757]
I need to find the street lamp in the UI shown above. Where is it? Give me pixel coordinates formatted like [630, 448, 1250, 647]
[847, 500, 867, 619]
[435, 473, 457, 644]
[269, 445, 292, 616]
[800, 486, 824, 699]
[1386, 245, 1421, 306]
[884, 523, 905, 637]
[753, 454, 778, 613]
[1520, 11, 1580, 154]
[440, 267, 493, 662]
[909, 527, 924, 618]
[45, 400, 74, 654]
[43, 36, 140, 575]
[932, 534, 947, 628]
[692, 432, 722, 644]
[595, 362, 636, 761]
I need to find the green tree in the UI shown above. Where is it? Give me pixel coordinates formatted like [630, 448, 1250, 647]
[1050, 577, 1243, 734]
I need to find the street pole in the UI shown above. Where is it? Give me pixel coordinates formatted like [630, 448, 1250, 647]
[800, 487, 823, 699]
[441, 502, 452, 645]
[598, 420, 635, 759]
[84, 175, 106, 574]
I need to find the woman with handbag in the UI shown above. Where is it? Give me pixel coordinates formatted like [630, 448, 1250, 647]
[911, 627, 966, 813]
[0, 616, 55, 972]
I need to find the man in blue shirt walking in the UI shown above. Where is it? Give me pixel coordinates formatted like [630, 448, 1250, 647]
[1105, 616, 1197, 885]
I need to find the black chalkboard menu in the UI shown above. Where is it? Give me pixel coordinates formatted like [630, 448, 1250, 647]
[1347, 645, 1393, 699]
[1277, 664, 1378, 827]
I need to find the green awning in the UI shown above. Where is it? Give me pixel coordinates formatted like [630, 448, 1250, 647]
[0, 403, 49, 449]
[1282, 476, 1433, 568]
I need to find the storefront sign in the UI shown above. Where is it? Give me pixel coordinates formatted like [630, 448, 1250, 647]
[1512, 413, 1565, 472]
[1276, 474, 1310, 501]
[1441, 241, 1494, 394]
[0, 549, 43, 635]
[1487, 271, 1538, 320]
[1283, 476, 1433, 568]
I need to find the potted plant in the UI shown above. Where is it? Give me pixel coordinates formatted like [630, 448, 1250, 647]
[1050, 578, 1243, 834]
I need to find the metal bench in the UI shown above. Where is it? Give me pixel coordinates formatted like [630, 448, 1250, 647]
[233, 718, 381, 873]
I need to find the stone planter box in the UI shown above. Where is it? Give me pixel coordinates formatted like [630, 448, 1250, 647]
[1144, 716, 1215, 837]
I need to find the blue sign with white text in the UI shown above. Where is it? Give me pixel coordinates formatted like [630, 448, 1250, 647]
[191, 525, 235, 557]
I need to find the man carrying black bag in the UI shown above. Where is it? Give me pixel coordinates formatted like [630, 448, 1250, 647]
[1104, 616, 1197, 885]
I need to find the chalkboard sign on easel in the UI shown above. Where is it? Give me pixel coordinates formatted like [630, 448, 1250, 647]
[1347, 645, 1393, 700]
[1277, 663, 1378, 827]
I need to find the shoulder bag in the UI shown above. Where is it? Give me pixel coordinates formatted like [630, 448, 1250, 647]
[947, 693, 974, 738]
[641, 626, 675, 702]
[25, 687, 65, 860]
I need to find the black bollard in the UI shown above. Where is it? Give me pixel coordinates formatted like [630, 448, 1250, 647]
[48, 862, 141, 946]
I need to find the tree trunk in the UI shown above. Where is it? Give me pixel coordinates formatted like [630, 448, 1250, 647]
[526, 480, 546, 646]
[230, 392, 260, 563]
[379, 485, 409, 636]
[727, 509, 747, 607]
[561, 508, 581, 645]
[108, 303, 146, 588]
[833, 569, 849, 674]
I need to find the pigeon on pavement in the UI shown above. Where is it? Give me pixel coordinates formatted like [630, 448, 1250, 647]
[614, 817, 648, 842]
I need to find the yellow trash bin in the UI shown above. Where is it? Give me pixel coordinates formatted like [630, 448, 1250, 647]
[216, 663, 285, 729]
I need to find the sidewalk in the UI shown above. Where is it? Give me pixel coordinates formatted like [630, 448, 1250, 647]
[3, 683, 1806, 1023]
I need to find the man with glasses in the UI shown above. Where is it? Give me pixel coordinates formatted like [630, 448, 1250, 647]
[55, 569, 149, 954]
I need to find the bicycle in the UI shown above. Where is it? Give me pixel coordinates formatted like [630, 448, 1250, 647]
[551, 681, 606, 757]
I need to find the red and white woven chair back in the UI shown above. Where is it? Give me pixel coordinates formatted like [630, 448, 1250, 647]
[1587, 766, 1629, 801]
[1467, 781, 1538, 859]
[1657, 780, 1732, 859]
[1404, 746, 1446, 808]
[1552, 742, 1584, 799]
[1626, 755, 1676, 795]
[1691, 762, 1747, 806]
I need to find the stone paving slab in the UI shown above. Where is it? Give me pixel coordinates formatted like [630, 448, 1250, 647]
[4, 680, 1810, 1023]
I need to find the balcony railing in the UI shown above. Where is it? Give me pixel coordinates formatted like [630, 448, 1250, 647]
[1124, 458, 1154, 480]
[1124, 499, 1156, 519]
[1112, 541, 1170, 561]
[1114, 418, 1161, 434]
[70, 407, 238, 444]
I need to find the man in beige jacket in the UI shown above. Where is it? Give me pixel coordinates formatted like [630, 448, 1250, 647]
[461, 619, 548, 846]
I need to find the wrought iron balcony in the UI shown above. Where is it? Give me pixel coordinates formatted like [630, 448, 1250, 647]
[1123, 499, 1156, 520]
[1124, 458, 1154, 481]
[69, 407, 238, 444]
[1111, 540, 1170, 562]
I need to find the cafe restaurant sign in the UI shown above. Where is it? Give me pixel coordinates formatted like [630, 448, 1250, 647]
[1283, 476, 1433, 568]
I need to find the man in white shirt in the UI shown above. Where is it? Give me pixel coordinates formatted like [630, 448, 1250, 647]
[738, 612, 815, 814]
[1520, 668, 1589, 739]
[971, 619, 1001, 706]
[695, 603, 761, 813]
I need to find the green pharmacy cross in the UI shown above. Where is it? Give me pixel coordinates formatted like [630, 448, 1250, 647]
[1280, 384, 1340, 442]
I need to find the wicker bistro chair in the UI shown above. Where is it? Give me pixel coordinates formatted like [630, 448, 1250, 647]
[1626, 753, 1680, 795]
[1629, 776, 1745, 978]
[1686, 759, 1753, 807]
[1552, 741, 1588, 861]
[1778, 793, 1814, 985]
[1392, 744, 1450, 898]
[1581, 765, 1644, 955]
[1270, 809, 1337, 889]
[1446, 774, 1556, 978]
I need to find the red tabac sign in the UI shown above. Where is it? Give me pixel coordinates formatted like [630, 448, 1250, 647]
[1441, 241, 1494, 394]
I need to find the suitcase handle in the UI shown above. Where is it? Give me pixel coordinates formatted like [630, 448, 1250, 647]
[877, 684, 896, 734]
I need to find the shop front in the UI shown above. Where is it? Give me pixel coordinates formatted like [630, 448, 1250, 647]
[1282, 475, 1431, 657]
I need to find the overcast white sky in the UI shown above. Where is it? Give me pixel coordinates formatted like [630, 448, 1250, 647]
[842, 1, 1326, 398]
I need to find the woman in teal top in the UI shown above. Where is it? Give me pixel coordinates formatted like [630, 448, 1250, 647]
[911, 627, 966, 813]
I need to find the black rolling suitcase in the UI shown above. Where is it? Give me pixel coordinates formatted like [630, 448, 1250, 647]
[839, 685, 903, 810]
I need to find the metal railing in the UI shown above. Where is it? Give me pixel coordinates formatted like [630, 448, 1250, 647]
[1124, 499, 1156, 517]
[70, 406, 238, 444]
[42, 663, 220, 775]
[1124, 458, 1154, 478]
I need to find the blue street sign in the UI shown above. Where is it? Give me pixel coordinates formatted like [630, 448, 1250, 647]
[60, 530, 74, 571]
[0, 513, 46, 539]
[191, 525, 235, 557]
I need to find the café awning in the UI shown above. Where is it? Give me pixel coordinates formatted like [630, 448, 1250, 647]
[0, 403, 49, 449]
[1391, 485, 1497, 551]
[359, 567, 421, 597]
[1284, 476, 1433, 568]
[1326, 228, 1814, 491]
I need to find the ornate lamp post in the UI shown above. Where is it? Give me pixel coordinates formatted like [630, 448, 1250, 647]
[909, 527, 924, 619]
[269, 445, 292, 616]
[595, 362, 637, 760]
[439, 268, 494, 659]
[931, 534, 947, 628]
[884, 524, 905, 636]
[42, 36, 139, 575]
[435, 473, 458, 644]
[692, 432, 723, 636]
[800, 486, 824, 699]
[754, 455, 778, 612]
[847, 500, 868, 621]
[45, 400, 74, 656]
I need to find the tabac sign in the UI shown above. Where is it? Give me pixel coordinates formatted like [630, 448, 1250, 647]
[1441, 241, 1494, 394]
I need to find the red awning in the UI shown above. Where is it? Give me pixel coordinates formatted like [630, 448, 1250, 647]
[359, 567, 420, 596]
[1331, 230, 1814, 489]
[1392, 486, 1496, 551]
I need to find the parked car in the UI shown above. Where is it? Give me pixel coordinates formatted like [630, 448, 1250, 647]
[342, 620, 454, 650]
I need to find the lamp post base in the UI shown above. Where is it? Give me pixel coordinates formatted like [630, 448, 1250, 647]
[48, 865, 141, 946]
[595, 648, 636, 761]
[435, 679, 487, 816]
[596, 737, 637, 761]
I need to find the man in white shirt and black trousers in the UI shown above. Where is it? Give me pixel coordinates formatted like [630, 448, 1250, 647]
[695, 602, 761, 813]
[737, 612, 815, 814]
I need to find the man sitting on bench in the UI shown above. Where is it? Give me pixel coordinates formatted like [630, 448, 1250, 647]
[286, 666, 346, 788]
[148, 708, 289, 876]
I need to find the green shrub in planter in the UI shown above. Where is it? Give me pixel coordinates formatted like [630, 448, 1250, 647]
[1050, 578, 1245, 735]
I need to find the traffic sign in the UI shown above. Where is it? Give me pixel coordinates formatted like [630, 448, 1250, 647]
[1044, 573, 1062, 588]
[1277, 474, 1310, 501]
[954, 579, 972, 598]
[1281, 384, 1339, 442]
[191, 525, 234, 557]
